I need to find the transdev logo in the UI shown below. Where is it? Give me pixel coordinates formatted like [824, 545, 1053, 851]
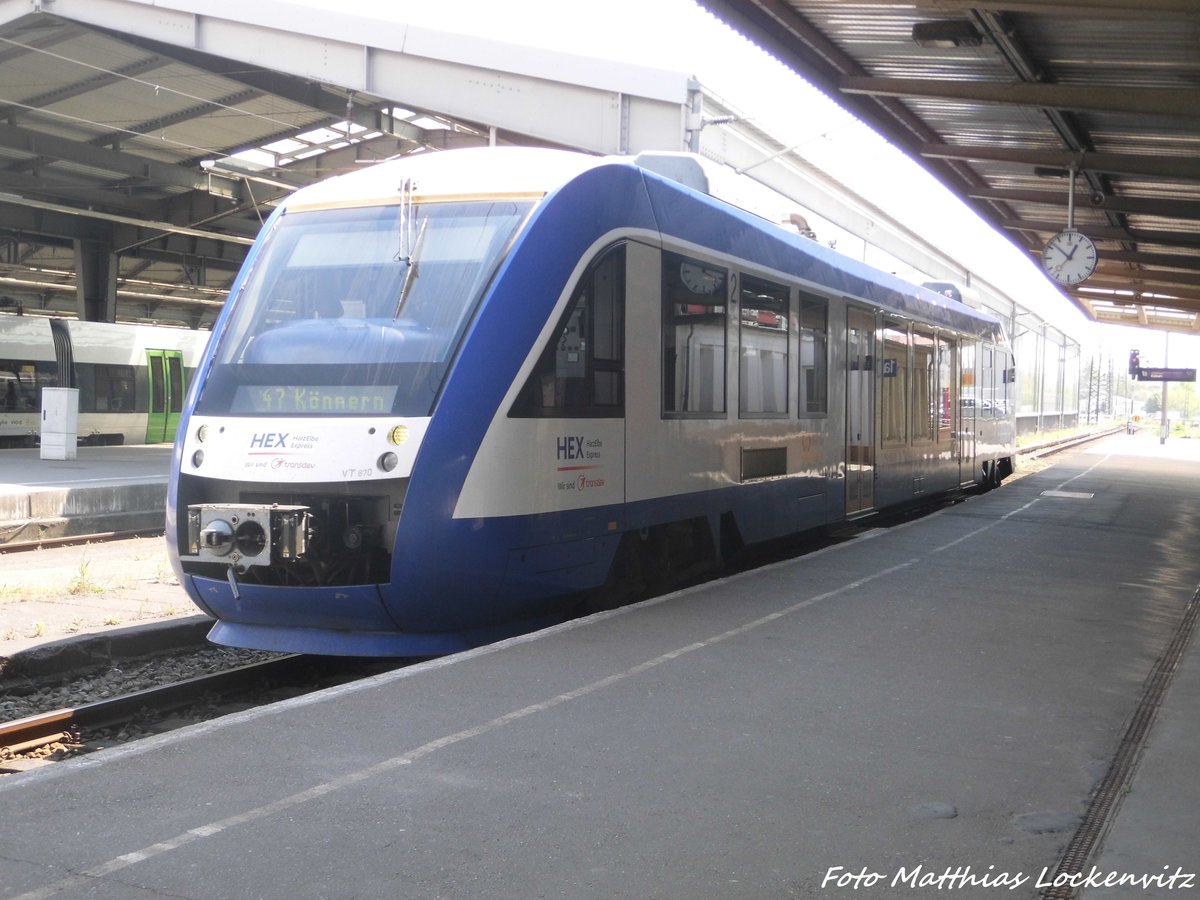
[271, 457, 315, 471]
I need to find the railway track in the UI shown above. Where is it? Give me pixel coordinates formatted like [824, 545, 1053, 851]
[0, 654, 404, 772]
[0, 528, 164, 553]
[1020, 425, 1123, 460]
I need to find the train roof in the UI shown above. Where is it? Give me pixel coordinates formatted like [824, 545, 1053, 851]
[278, 146, 1005, 341]
[284, 147, 604, 210]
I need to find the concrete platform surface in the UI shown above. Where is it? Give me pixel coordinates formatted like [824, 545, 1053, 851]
[0, 432, 1196, 899]
[0, 445, 175, 547]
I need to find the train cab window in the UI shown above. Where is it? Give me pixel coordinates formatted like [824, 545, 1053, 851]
[662, 251, 727, 416]
[912, 327, 936, 443]
[880, 319, 909, 445]
[200, 199, 533, 418]
[510, 244, 625, 418]
[798, 292, 828, 415]
[738, 274, 789, 417]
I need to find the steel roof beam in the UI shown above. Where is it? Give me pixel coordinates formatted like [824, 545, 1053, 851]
[102, 31, 386, 131]
[1091, 267, 1200, 289]
[999, 218, 1200, 250]
[968, 188, 1200, 221]
[1095, 250, 1200, 271]
[0, 122, 234, 194]
[694, 2, 962, 151]
[0, 192, 254, 246]
[919, 144, 1200, 182]
[840, 77, 1200, 118]
[90, 87, 263, 152]
[968, 10, 1119, 232]
[862, 0, 1200, 16]
[1077, 292, 1200, 315]
[1079, 278, 1200, 302]
[1080, 270, 1200, 296]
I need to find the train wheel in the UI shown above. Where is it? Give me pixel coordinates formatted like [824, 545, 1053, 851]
[980, 460, 1003, 490]
[577, 518, 719, 615]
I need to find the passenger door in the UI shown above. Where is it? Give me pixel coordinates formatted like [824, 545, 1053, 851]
[845, 308, 875, 515]
[145, 349, 186, 444]
[958, 341, 977, 484]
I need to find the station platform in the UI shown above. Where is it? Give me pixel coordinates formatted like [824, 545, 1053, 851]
[1, 432, 1198, 899]
[0, 445, 174, 547]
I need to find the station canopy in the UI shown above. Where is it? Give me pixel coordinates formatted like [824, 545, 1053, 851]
[695, 0, 1200, 335]
[0, 0, 690, 329]
[3, 0, 1198, 337]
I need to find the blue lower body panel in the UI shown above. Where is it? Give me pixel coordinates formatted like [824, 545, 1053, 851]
[206, 610, 569, 657]
[206, 619, 475, 657]
[187, 575, 397, 631]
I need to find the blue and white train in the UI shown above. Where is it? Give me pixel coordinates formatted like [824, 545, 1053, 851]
[167, 147, 1016, 656]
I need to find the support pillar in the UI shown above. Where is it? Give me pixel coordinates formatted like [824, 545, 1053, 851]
[73, 239, 118, 322]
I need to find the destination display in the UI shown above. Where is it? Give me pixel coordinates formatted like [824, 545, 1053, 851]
[232, 385, 398, 414]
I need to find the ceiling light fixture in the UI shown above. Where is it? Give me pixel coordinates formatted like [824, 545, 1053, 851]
[912, 20, 983, 49]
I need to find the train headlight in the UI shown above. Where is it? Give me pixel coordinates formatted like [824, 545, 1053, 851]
[197, 424, 209, 443]
[191, 449, 204, 468]
[378, 451, 399, 472]
[388, 424, 409, 445]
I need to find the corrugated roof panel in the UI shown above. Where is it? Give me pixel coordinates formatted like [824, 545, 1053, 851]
[694, 0, 1200, 332]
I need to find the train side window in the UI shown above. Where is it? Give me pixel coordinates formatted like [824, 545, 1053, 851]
[980, 345, 996, 419]
[662, 251, 727, 417]
[961, 342, 977, 422]
[0, 361, 40, 411]
[738, 273, 789, 417]
[880, 319, 909, 445]
[936, 334, 954, 442]
[798, 292, 828, 415]
[510, 244, 625, 418]
[94, 364, 137, 412]
[912, 327, 936, 443]
[998, 348, 1008, 415]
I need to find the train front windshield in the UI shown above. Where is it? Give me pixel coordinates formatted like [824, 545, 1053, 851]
[195, 199, 533, 417]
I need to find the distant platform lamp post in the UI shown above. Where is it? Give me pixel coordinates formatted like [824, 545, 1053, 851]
[1160, 332, 1169, 445]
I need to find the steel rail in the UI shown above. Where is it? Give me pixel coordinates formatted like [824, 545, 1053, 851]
[1, 654, 307, 763]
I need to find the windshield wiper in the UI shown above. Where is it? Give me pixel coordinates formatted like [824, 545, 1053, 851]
[393, 218, 427, 320]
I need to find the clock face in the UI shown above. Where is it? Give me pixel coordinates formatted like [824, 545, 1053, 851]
[1042, 230, 1098, 285]
[679, 261, 723, 295]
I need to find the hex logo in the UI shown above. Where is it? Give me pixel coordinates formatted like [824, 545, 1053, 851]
[250, 432, 288, 449]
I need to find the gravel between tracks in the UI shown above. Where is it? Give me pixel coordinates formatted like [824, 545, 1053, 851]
[0, 535, 203, 659]
[0, 644, 277, 724]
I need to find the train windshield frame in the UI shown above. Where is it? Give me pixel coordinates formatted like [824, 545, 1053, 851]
[195, 198, 533, 417]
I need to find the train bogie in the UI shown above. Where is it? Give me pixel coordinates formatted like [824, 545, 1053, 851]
[167, 147, 1016, 656]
